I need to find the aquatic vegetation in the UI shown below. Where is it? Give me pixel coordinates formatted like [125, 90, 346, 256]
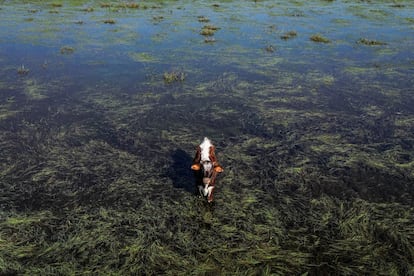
[200, 25, 220, 36]
[0, 0, 413, 275]
[51, 3, 63, 8]
[129, 52, 158, 63]
[152, 15, 164, 22]
[163, 70, 185, 83]
[280, 31, 297, 40]
[119, 2, 140, 9]
[60, 46, 75, 54]
[17, 64, 29, 75]
[358, 38, 387, 46]
[198, 16, 210, 23]
[81, 7, 94, 12]
[103, 19, 116, 24]
[204, 37, 216, 43]
[310, 34, 330, 43]
[265, 45, 275, 52]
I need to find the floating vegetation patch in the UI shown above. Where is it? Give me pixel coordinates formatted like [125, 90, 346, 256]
[129, 52, 158, 63]
[280, 30, 297, 40]
[60, 46, 75, 54]
[358, 38, 387, 46]
[197, 15, 210, 23]
[163, 70, 185, 83]
[81, 7, 94, 12]
[50, 3, 63, 8]
[119, 2, 140, 9]
[310, 34, 331, 43]
[204, 37, 216, 43]
[200, 25, 220, 36]
[17, 64, 29, 75]
[103, 19, 116, 24]
[265, 45, 275, 52]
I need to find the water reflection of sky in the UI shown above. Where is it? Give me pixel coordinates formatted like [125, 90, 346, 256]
[0, 1, 413, 87]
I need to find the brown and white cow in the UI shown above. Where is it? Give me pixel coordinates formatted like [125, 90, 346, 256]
[191, 137, 223, 202]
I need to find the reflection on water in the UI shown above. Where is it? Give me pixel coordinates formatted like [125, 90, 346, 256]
[1, 0, 413, 274]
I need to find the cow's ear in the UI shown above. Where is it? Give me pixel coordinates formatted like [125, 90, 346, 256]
[191, 164, 201, 170]
[214, 165, 223, 173]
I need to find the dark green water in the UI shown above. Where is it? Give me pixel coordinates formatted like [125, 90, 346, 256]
[1, 0, 413, 275]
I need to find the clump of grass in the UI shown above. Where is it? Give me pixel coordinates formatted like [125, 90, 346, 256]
[200, 25, 220, 36]
[152, 15, 164, 22]
[60, 46, 75, 54]
[103, 19, 116, 24]
[357, 38, 387, 46]
[310, 34, 331, 43]
[280, 31, 297, 40]
[126, 2, 139, 9]
[265, 45, 275, 52]
[82, 7, 94, 12]
[390, 4, 405, 8]
[17, 65, 29, 75]
[100, 3, 112, 8]
[198, 16, 210, 23]
[163, 71, 185, 83]
[204, 37, 216, 43]
[51, 3, 63, 8]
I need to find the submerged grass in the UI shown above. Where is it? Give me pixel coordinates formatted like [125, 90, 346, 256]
[1, 0, 414, 275]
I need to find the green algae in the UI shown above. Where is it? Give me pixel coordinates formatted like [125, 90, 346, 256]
[129, 52, 158, 63]
[310, 34, 331, 43]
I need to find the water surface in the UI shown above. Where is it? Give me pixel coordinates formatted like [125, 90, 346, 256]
[1, 0, 413, 274]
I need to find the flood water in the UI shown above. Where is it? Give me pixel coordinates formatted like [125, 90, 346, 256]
[1, 0, 413, 275]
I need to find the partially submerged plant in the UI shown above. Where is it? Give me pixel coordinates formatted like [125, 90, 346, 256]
[17, 65, 29, 75]
[51, 3, 63, 8]
[358, 38, 387, 46]
[60, 46, 75, 54]
[204, 37, 216, 43]
[125, 2, 140, 9]
[82, 7, 94, 12]
[280, 31, 297, 40]
[310, 34, 331, 43]
[200, 25, 220, 36]
[265, 45, 275, 52]
[163, 71, 185, 83]
[103, 19, 116, 24]
[198, 16, 210, 23]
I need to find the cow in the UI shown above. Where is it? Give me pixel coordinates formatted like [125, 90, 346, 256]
[191, 137, 223, 203]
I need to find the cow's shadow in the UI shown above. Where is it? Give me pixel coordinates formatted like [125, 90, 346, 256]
[167, 149, 196, 194]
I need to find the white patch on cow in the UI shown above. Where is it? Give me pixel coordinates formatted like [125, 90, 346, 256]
[203, 184, 209, 196]
[199, 137, 212, 162]
[207, 186, 214, 197]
